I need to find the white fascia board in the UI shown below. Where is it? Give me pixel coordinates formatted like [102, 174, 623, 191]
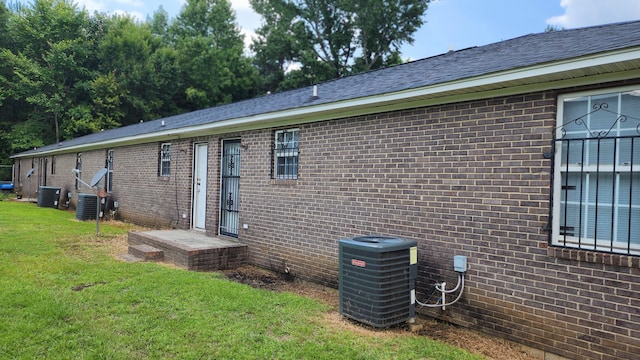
[19, 47, 640, 157]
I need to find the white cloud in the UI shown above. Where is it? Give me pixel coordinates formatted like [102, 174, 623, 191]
[231, 2, 261, 31]
[230, 2, 262, 53]
[114, 0, 144, 8]
[74, 0, 107, 13]
[230, 0, 252, 10]
[114, 9, 145, 21]
[239, 27, 257, 55]
[547, 0, 640, 28]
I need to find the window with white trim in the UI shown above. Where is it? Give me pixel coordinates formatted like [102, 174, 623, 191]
[272, 129, 299, 179]
[160, 143, 171, 177]
[553, 87, 640, 255]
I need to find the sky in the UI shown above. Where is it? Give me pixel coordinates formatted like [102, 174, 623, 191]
[72, 0, 640, 60]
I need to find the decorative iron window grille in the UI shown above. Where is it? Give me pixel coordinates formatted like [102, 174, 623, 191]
[551, 89, 640, 256]
[75, 153, 82, 190]
[106, 149, 114, 193]
[271, 129, 299, 179]
[160, 143, 171, 177]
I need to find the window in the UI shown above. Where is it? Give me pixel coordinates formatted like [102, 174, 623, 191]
[106, 149, 113, 192]
[552, 87, 640, 255]
[42, 158, 47, 186]
[272, 129, 299, 179]
[51, 156, 56, 175]
[75, 153, 82, 190]
[159, 143, 171, 177]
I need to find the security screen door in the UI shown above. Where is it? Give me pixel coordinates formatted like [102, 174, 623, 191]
[220, 140, 240, 237]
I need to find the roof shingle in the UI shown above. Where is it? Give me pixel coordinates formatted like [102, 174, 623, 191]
[15, 20, 640, 157]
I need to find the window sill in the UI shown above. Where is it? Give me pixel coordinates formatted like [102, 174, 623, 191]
[158, 176, 170, 181]
[270, 179, 297, 186]
[548, 246, 640, 268]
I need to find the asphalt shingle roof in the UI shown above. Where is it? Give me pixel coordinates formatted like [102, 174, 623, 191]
[14, 20, 640, 157]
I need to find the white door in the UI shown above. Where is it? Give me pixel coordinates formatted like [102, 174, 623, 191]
[192, 143, 208, 230]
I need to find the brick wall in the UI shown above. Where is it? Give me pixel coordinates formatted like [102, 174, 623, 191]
[13, 154, 77, 201]
[239, 91, 640, 360]
[19, 140, 201, 228]
[111, 140, 199, 228]
[13, 88, 640, 360]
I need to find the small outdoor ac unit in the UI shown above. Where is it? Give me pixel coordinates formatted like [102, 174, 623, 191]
[339, 235, 417, 328]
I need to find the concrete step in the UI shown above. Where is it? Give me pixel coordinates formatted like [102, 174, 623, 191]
[128, 244, 164, 261]
[128, 230, 248, 271]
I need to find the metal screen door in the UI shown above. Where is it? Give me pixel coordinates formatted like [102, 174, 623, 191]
[220, 140, 240, 237]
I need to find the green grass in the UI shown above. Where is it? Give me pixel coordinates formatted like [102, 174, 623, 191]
[0, 201, 482, 359]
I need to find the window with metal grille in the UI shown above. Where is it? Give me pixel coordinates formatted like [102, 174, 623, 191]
[75, 153, 82, 190]
[272, 129, 299, 179]
[159, 143, 171, 177]
[106, 149, 113, 192]
[552, 87, 640, 256]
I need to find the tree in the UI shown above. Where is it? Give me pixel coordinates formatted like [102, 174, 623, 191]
[0, 0, 262, 155]
[250, 0, 430, 91]
[148, 6, 170, 39]
[64, 72, 123, 136]
[0, 1, 10, 49]
[169, 0, 257, 110]
[249, 0, 303, 93]
[545, 25, 564, 32]
[94, 15, 161, 126]
[1, 0, 94, 144]
[349, 0, 427, 72]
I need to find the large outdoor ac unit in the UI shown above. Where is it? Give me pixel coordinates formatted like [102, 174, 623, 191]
[339, 235, 417, 328]
[37, 186, 61, 208]
[76, 193, 98, 220]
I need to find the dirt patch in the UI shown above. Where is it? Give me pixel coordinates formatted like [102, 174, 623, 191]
[223, 265, 538, 360]
[223, 266, 284, 291]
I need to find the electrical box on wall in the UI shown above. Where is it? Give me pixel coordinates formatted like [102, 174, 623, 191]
[454, 255, 467, 273]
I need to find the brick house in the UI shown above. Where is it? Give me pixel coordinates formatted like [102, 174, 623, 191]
[11, 21, 640, 359]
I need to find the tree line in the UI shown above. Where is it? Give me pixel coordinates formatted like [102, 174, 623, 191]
[0, 0, 430, 178]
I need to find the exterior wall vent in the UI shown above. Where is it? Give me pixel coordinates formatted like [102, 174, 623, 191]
[76, 194, 98, 220]
[37, 186, 61, 208]
[339, 235, 417, 328]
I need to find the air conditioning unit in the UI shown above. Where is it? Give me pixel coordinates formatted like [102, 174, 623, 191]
[339, 235, 417, 328]
[76, 193, 98, 220]
[37, 186, 61, 208]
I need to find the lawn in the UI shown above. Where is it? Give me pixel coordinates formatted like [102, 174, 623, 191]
[0, 200, 482, 359]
